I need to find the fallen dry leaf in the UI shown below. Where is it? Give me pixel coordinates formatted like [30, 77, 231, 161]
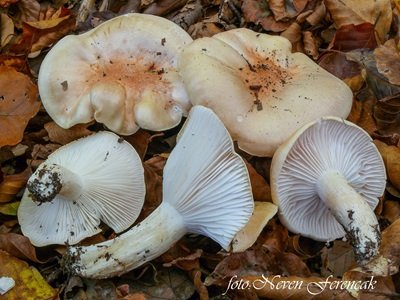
[10, 6, 75, 54]
[331, 23, 377, 51]
[324, 0, 392, 42]
[0, 0, 18, 7]
[245, 160, 272, 202]
[303, 31, 319, 59]
[0, 249, 56, 299]
[232, 201, 277, 252]
[374, 39, 400, 86]
[242, 0, 291, 32]
[288, 235, 325, 259]
[382, 200, 400, 224]
[374, 140, 400, 190]
[305, 2, 326, 26]
[320, 240, 355, 278]
[44, 121, 94, 146]
[0, 233, 44, 263]
[269, 0, 289, 21]
[347, 96, 377, 135]
[123, 129, 152, 161]
[0, 66, 40, 147]
[205, 246, 310, 287]
[342, 270, 396, 299]
[0, 167, 30, 203]
[1, 13, 14, 47]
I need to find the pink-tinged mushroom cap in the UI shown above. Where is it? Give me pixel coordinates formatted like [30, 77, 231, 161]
[179, 28, 353, 157]
[38, 13, 193, 134]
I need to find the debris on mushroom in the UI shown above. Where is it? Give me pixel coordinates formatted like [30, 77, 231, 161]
[17, 131, 145, 247]
[270, 117, 386, 264]
[65, 106, 254, 279]
[38, 13, 193, 135]
[179, 28, 353, 157]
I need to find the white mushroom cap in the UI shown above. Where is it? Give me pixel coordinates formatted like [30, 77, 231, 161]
[179, 28, 353, 157]
[271, 117, 386, 262]
[38, 13, 193, 134]
[18, 131, 145, 247]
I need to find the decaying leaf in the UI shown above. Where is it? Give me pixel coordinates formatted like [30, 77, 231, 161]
[1, 13, 14, 47]
[303, 31, 319, 59]
[331, 23, 377, 51]
[245, 160, 272, 202]
[288, 235, 325, 259]
[374, 140, 400, 190]
[44, 121, 94, 146]
[324, 0, 392, 42]
[205, 246, 310, 287]
[0, 66, 40, 147]
[10, 6, 76, 54]
[232, 201, 277, 252]
[0, 233, 44, 263]
[374, 39, 400, 86]
[347, 98, 377, 136]
[0, 0, 18, 8]
[0, 250, 56, 299]
[0, 167, 30, 203]
[321, 240, 355, 278]
[127, 268, 195, 300]
[382, 200, 400, 224]
[242, 0, 291, 32]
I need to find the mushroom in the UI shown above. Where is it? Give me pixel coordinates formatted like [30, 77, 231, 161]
[178, 28, 353, 157]
[38, 13, 193, 135]
[270, 117, 386, 264]
[17, 131, 145, 247]
[65, 106, 254, 278]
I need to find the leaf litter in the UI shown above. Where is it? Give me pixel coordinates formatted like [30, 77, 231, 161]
[0, 0, 400, 299]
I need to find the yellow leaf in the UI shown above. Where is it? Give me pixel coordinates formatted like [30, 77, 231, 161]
[0, 250, 58, 299]
[0, 201, 19, 216]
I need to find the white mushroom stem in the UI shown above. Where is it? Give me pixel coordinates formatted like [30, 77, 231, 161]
[67, 202, 185, 278]
[317, 170, 380, 264]
[27, 164, 83, 203]
[64, 106, 254, 279]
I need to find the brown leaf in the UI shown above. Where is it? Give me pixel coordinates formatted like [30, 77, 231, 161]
[343, 270, 396, 299]
[269, 0, 289, 21]
[123, 129, 151, 161]
[142, 0, 187, 16]
[245, 160, 272, 202]
[10, 7, 75, 54]
[188, 20, 225, 38]
[303, 31, 319, 59]
[321, 240, 355, 278]
[382, 200, 400, 224]
[0, 167, 31, 203]
[318, 52, 361, 83]
[305, 1, 326, 25]
[205, 246, 310, 287]
[374, 140, 400, 190]
[0, 233, 44, 263]
[242, 0, 291, 32]
[44, 121, 94, 145]
[293, 0, 309, 13]
[288, 235, 325, 259]
[347, 97, 377, 135]
[0, 54, 31, 74]
[0, 66, 40, 147]
[18, 0, 40, 22]
[324, 0, 392, 42]
[0, 0, 18, 8]
[331, 23, 377, 51]
[374, 39, 400, 86]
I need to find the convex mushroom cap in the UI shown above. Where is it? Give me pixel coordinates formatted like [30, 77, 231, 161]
[18, 131, 145, 247]
[271, 117, 386, 264]
[179, 28, 353, 157]
[38, 13, 193, 134]
[66, 106, 254, 278]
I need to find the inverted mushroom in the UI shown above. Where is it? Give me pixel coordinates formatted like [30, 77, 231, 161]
[65, 106, 254, 278]
[270, 117, 386, 264]
[18, 131, 145, 247]
[179, 28, 353, 157]
[38, 13, 193, 134]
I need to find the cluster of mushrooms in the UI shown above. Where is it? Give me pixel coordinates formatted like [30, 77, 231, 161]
[18, 13, 387, 278]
